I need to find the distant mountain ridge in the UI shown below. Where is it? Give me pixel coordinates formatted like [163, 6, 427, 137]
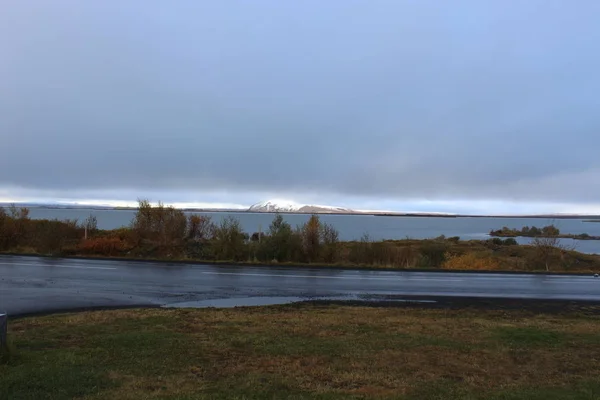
[248, 200, 354, 214]
[4, 201, 600, 219]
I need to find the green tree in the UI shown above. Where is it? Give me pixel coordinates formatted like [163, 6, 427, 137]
[265, 214, 294, 262]
[131, 199, 187, 255]
[265, 214, 303, 262]
[211, 216, 246, 261]
[301, 215, 321, 262]
[33, 219, 80, 255]
[542, 225, 560, 236]
[187, 215, 214, 241]
[320, 222, 339, 263]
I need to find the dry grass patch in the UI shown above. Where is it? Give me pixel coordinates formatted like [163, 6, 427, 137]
[2, 304, 600, 399]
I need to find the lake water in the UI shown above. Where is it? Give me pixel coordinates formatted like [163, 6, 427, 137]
[24, 208, 600, 255]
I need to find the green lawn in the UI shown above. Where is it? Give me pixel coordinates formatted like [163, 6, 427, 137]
[2, 304, 600, 399]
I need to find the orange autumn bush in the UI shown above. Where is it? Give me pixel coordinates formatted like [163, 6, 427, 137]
[79, 237, 128, 256]
[442, 252, 501, 271]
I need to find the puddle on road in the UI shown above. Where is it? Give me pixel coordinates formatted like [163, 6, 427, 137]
[358, 294, 438, 303]
[162, 295, 438, 309]
[163, 296, 307, 308]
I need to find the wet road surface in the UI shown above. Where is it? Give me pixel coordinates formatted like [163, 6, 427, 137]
[1, 255, 599, 315]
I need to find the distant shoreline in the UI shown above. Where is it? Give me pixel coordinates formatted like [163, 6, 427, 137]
[490, 232, 600, 241]
[2, 203, 600, 219]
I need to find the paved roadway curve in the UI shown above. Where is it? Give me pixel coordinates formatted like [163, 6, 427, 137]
[1, 255, 599, 315]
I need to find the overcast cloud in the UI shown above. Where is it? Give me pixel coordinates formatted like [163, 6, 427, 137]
[1, 1, 600, 213]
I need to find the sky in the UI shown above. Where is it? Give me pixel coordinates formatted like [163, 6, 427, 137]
[1, 1, 600, 215]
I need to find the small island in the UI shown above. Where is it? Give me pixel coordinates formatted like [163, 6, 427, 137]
[490, 225, 600, 240]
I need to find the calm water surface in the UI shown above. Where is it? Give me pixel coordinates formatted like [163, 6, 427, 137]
[25, 208, 600, 254]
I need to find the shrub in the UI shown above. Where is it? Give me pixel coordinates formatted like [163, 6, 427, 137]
[320, 222, 339, 263]
[187, 215, 214, 241]
[488, 237, 517, 246]
[348, 234, 372, 264]
[0, 208, 10, 250]
[79, 237, 127, 256]
[417, 241, 449, 268]
[443, 253, 501, 271]
[529, 236, 572, 271]
[369, 242, 419, 268]
[28, 219, 82, 255]
[211, 216, 247, 261]
[0, 205, 30, 249]
[80, 214, 98, 236]
[131, 199, 187, 251]
[250, 232, 265, 242]
[541, 225, 560, 236]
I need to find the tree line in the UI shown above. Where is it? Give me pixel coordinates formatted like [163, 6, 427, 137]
[123, 199, 341, 263]
[1, 200, 598, 272]
[0, 200, 452, 267]
[490, 225, 599, 240]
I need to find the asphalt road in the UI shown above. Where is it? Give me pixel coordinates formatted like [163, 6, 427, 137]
[1, 255, 599, 315]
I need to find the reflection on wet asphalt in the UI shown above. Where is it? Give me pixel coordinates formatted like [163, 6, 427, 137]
[1, 255, 599, 315]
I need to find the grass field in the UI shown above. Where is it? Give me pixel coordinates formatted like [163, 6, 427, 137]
[2, 304, 600, 399]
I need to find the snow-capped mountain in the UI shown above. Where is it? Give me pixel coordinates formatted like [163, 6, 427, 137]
[248, 200, 301, 213]
[248, 199, 354, 214]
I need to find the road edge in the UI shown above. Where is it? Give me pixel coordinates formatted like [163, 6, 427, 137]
[1, 252, 598, 276]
